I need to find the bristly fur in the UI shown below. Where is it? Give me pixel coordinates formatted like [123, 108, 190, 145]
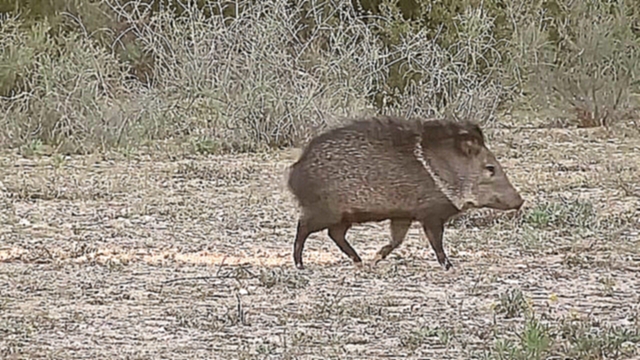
[319, 115, 484, 145]
[291, 115, 484, 169]
[420, 118, 485, 147]
[288, 115, 484, 204]
[286, 114, 523, 271]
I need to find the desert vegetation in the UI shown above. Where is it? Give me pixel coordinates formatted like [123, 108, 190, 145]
[1, 0, 639, 359]
[1, 0, 638, 153]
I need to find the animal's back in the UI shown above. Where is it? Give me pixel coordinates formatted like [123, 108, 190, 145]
[287, 116, 434, 217]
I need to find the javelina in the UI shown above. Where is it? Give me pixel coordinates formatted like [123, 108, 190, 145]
[287, 115, 524, 270]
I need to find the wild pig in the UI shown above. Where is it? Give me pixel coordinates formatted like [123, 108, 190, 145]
[287, 115, 524, 270]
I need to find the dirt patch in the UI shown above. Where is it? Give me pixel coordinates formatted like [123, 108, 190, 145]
[1, 127, 639, 359]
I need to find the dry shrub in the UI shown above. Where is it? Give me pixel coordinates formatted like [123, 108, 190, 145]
[12, 0, 632, 154]
[0, 14, 160, 154]
[502, 0, 640, 128]
[376, 4, 506, 125]
[0, 0, 506, 153]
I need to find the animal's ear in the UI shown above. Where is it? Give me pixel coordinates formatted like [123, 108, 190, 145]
[456, 130, 482, 157]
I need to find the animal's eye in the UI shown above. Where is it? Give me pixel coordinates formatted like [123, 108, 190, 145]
[486, 165, 495, 176]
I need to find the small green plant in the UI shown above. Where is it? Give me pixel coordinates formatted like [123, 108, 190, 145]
[523, 200, 596, 229]
[438, 327, 453, 346]
[520, 317, 552, 359]
[483, 316, 552, 360]
[52, 153, 66, 169]
[191, 137, 220, 155]
[19, 139, 44, 157]
[483, 314, 640, 360]
[255, 342, 276, 355]
[495, 288, 529, 319]
[400, 326, 444, 351]
[518, 226, 549, 252]
[489, 338, 520, 360]
[525, 208, 550, 227]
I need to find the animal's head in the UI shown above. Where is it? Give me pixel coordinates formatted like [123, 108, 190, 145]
[419, 120, 524, 211]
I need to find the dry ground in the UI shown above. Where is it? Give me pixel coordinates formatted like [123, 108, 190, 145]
[1, 126, 640, 359]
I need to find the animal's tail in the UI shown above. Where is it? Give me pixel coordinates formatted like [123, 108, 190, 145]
[285, 162, 303, 197]
[279, 147, 303, 198]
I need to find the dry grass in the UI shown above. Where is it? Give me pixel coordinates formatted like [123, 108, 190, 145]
[1, 125, 640, 359]
[0, 0, 514, 154]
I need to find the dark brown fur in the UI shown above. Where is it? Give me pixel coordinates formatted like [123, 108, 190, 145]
[288, 115, 523, 270]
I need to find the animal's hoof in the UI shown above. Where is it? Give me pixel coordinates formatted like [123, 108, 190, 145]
[370, 254, 383, 267]
[295, 263, 305, 270]
[440, 258, 453, 271]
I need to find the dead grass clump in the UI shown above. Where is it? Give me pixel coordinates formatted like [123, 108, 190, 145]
[400, 326, 454, 352]
[258, 267, 309, 290]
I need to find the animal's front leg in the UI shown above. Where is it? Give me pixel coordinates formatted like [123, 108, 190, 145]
[421, 220, 452, 270]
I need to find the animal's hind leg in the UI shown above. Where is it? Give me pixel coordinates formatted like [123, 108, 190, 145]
[293, 217, 329, 270]
[327, 222, 362, 267]
[372, 218, 411, 266]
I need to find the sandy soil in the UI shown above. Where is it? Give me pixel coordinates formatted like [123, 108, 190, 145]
[1, 126, 639, 359]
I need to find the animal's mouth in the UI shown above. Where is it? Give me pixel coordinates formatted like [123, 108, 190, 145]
[461, 201, 477, 211]
[494, 198, 524, 211]
[507, 194, 525, 210]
